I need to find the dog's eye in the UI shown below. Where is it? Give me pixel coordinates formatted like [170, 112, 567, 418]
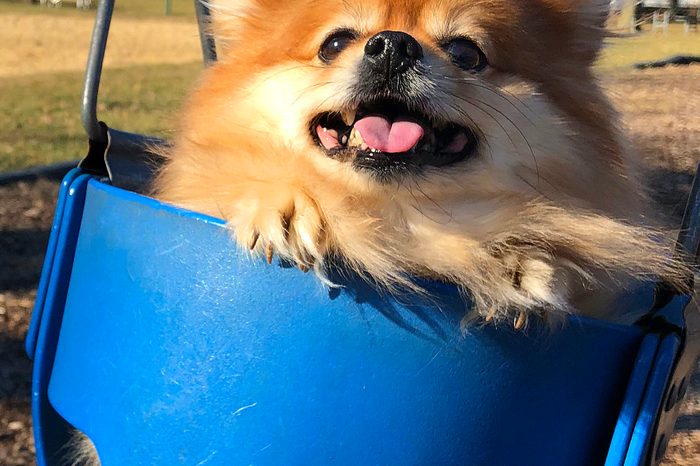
[442, 38, 487, 72]
[319, 29, 357, 63]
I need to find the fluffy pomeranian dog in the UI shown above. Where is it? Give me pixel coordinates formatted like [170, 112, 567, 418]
[152, 0, 685, 329]
[70, 2, 688, 463]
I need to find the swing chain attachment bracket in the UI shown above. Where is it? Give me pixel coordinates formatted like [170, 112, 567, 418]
[78, 0, 216, 188]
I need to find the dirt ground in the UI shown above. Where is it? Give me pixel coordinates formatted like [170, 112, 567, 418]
[1, 66, 699, 464]
[606, 66, 700, 466]
[1, 178, 57, 465]
[0, 12, 200, 78]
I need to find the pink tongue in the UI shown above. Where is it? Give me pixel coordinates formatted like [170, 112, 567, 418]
[353, 116, 424, 153]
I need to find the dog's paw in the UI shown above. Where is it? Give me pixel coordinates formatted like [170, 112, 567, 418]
[476, 253, 572, 329]
[228, 189, 326, 271]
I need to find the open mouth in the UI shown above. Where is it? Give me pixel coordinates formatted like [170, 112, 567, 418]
[310, 98, 478, 179]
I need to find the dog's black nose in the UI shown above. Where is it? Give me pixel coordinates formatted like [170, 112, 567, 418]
[364, 31, 423, 78]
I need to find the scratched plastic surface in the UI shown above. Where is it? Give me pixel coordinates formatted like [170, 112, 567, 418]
[44, 179, 645, 466]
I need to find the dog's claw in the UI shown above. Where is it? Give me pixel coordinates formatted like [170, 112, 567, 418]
[514, 311, 527, 330]
[265, 243, 274, 264]
[248, 230, 260, 250]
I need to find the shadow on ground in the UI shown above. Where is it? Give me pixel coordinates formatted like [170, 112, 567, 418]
[1, 178, 58, 465]
[1, 230, 51, 293]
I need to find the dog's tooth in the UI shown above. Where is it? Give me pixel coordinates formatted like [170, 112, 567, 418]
[341, 134, 348, 145]
[341, 109, 356, 126]
[348, 127, 365, 148]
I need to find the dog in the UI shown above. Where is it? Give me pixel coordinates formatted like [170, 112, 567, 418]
[68, 1, 692, 464]
[151, 0, 686, 329]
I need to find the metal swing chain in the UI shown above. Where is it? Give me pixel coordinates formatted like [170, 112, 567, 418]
[78, 0, 216, 184]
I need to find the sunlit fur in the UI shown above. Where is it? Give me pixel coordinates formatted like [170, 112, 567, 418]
[154, 0, 687, 327]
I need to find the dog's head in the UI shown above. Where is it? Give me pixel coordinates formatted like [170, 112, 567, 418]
[187, 0, 633, 215]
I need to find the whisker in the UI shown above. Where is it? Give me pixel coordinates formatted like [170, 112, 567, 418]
[516, 174, 553, 201]
[253, 63, 346, 90]
[291, 81, 336, 106]
[446, 91, 540, 185]
[304, 92, 343, 122]
[445, 102, 493, 162]
[442, 75, 536, 123]
[404, 182, 430, 219]
[408, 177, 455, 224]
[446, 92, 520, 153]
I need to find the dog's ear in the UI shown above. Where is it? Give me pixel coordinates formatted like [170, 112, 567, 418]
[564, 0, 612, 62]
[202, 0, 259, 50]
[575, 0, 611, 28]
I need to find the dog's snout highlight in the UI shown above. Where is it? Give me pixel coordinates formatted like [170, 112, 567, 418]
[364, 31, 423, 78]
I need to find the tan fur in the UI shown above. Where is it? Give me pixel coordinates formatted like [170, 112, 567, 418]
[153, 0, 688, 327]
[65, 430, 100, 466]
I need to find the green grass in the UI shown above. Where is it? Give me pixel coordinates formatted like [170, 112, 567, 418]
[1, 8, 699, 173]
[0, 62, 201, 171]
[0, 0, 195, 18]
[598, 25, 700, 71]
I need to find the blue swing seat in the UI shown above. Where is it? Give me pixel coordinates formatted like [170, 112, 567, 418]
[24, 171, 693, 466]
[24, 1, 699, 464]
